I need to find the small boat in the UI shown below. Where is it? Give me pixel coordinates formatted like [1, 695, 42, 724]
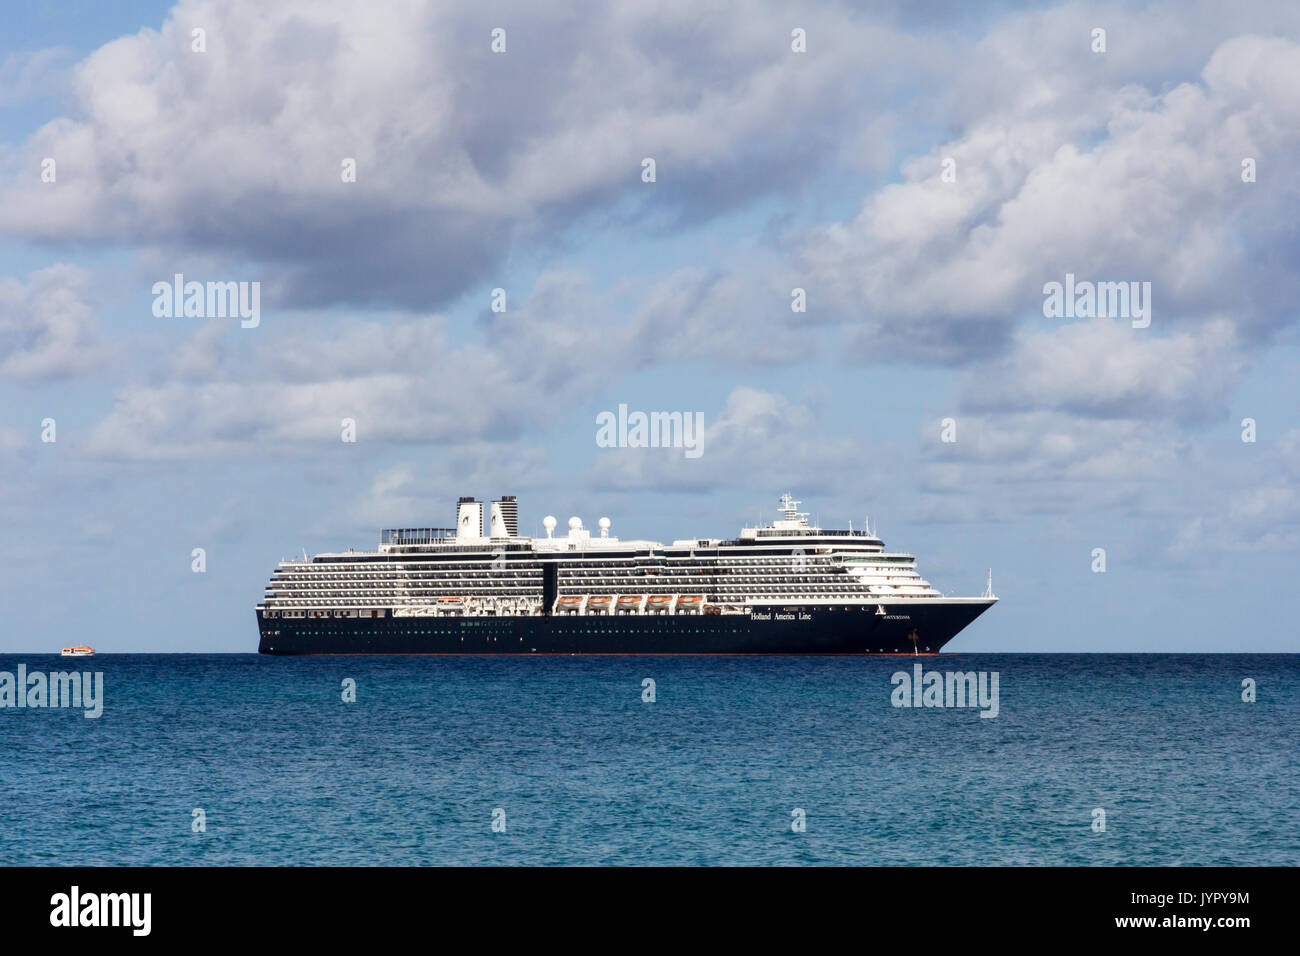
[703, 605, 721, 615]
[558, 596, 583, 605]
[617, 595, 643, 604]
[678, 596, 703, 605]
[438, 596, 465, 603]
[647, 595, 673, 604]
[587, 596, 612, 605]
[61, 646, 94, 657]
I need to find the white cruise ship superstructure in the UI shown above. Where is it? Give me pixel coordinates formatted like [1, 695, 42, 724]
[256, 494, 996, 655]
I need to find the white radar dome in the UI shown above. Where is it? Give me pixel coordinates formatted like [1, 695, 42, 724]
[542, 515, 557, 537]
[568, 516, 583, 531]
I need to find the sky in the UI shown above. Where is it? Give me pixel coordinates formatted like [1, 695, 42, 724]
[1, 0, 1298, 652]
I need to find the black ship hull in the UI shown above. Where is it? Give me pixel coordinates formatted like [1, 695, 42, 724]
[257, 600, 994, 655]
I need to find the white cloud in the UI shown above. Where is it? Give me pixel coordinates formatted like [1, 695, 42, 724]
[587, 386, 864, 493]
[800, 30, 1300, 366]
[964, 316, 1247, 422]
[0, 0, 940, 310]
[0, 264, 112, 380]
[0, 47, 74, 107]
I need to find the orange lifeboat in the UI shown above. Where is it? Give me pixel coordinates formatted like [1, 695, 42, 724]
[647, 595, 673, 605]
[678, 596, 703, 605]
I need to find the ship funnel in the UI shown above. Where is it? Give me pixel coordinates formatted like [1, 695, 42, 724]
[456, 497, 485, 541]
[490, 496, 518, 537]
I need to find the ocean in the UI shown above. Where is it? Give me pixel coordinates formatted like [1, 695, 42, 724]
[1, 653, 1295, 866]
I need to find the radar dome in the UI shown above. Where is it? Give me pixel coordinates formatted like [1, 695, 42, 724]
[542, 515, 557, 537]
[568, 516, 583, 531]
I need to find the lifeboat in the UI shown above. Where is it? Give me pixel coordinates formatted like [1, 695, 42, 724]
[617, 595, 643, 606]
[703, 605, 721, 615]
[678, 596, 703, 605]
[61, 646, 94, 657]
[558, 596, 583, 604]
[588, 596, 612, 605]
[437, 596, 465, 604]
[647, 595, 673, 604]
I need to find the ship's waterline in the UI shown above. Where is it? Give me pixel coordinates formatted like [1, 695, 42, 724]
[256, 493, 997, 655]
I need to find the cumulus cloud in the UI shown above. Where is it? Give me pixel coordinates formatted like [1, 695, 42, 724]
[587, 385, 865, 493]
[84, 268, 641, 459]
[1163, 427, 1300, 558]
[799, 29, 1300, 367]
[0, 264, 112, 380]
[0, 47, 74, 107]
[963, 316, 1247, 422]
[0, 0, 941, 310]
[5, 0, 1300, 574]
[914, 410, 1180, 523]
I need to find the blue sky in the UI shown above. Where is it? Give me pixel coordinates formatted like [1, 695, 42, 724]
[1, 0, 1298, 652]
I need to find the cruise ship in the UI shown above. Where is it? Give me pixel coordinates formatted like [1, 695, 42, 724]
[256, 494, 996, 655]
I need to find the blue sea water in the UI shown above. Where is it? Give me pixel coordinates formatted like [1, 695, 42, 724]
[0, 654, 1295, 866]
